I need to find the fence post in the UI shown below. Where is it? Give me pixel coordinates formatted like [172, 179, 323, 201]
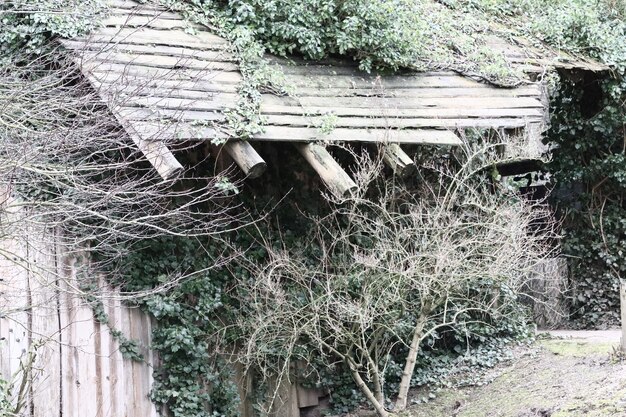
[621, 279, 626, 353]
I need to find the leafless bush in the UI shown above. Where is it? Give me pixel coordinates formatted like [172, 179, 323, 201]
[235, 138, 558, 417]
[0, 46, 244, 273]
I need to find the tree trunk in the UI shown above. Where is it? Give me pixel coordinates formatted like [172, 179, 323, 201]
[347, 359, 389, 417]
[394, 313, 428, 411]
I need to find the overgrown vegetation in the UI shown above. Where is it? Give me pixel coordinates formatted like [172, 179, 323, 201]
[2, 0, 626, 416]
[451, 0, 626, 328]
[236, 142, 554, 417]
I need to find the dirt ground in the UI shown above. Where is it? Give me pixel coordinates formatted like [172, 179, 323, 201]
[405, 331, 626, 417]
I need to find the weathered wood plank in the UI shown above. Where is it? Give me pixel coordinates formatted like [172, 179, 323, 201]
[108, 8, 182, 19]
[262, 94, 543, 110]
[84, 63, 241, 84]
[94, 77, 237, 95]
[73, 27, 229, 49]
[130, 121, 463, 145]
[107, 0, 168, 11]
[117, 105, 542, 126]
[287, 85, 542, 98]
[79, 52, 239, 72]
[81, 72, 185, 180]
[282, 73, 492, 89]
[116, 95, 237, 112]
[263, 107, 544, 120]
[28, 243, 62, 417]
[62, 40, 236, 62]
[121, 109, 539, 131]
[101, 15, 202, 31]
[94, 82, 538, 102]
[0, 235, 31, 414]
[257, 127, 463, 145]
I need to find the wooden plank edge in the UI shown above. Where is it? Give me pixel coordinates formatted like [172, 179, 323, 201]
[60, 52, 185, 180]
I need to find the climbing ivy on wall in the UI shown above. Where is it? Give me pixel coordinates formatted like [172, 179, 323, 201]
[110, 236, 248, 417]
[460, 0, 626, 328]
[547, 74, 626, 328]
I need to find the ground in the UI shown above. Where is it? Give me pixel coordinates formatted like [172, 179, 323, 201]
[405, 331, 626, 417]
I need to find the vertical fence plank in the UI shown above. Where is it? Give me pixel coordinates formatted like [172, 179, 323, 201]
[619, 279, 626, 353]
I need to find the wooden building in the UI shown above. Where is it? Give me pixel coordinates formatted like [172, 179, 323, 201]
[0, 1, 608, 416]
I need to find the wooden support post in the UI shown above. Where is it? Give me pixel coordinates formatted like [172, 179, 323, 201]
[223, 140, 267, 179]
[294, 143, 357, 198]
[619, 279, 626, 353]
[133, 137, 184, 180]
[382, 144, 416, 178]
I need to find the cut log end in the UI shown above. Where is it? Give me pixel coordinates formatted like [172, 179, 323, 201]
[134, 138, 184, 180]
[382, 144, 416, 178]
[223, 140, 267, 179]
[295, 143, 357, 198]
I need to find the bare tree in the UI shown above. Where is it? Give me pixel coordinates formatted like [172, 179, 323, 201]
[235, 138, 557, 417]
[0, 46, 245, 272]
[0, 43, 251, 416]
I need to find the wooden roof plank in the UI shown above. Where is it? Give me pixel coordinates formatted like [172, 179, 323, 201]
[61, 40, 236, 62]
[91, 82, 538, 102]
[287, 85, 542, 99]
[101, 15, 200, 31]
[255, 127, 464, 145]
[76, 27, 229, 49]
[107, 0, 168, 11]
[264, 114, 543, 129]
[79, 52, 239, 71]
[82, 63, 242, 84]
[261, 94, 544, 110]
[127, 122, 463, 145]
[282, 73, 495, 89]
[265, 106, 544, 117]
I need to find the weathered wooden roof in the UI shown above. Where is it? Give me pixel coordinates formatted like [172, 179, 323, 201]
[61, 0, 558, 194]
[485, 35, 609, 74]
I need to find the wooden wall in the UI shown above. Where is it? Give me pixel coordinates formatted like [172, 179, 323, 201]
[0, 228, 326, 417]
[0, 231, 159, 417]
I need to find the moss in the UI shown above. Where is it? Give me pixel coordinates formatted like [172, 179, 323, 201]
[552, 384, 626, 417]
[539, 340, 615, 357]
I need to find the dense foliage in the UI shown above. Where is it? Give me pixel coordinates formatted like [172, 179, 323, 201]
[547, 74, 626, 327]
[0, 0, 105, 56]
[213, 0, 517, 79]
[110, 236, 245, 417]
[455, 0, 626, 327]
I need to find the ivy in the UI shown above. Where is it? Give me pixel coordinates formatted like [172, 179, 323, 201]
[547, 74, 626, 328]
[0, 0, 105, 57]
[79, 279, 145, 362]
[111, 236, 245, 417]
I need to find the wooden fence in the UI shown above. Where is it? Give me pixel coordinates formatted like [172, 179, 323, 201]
[0, 232, 159, 417]
[0, 231, 324, 417]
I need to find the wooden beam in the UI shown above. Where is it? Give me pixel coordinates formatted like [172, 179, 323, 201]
[223, 140, 267, 179]
[295, 143, 357, 198]
[133, 137, 184, 180]
[621, 279, 626, 353]
[382, 144, 416, 178]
